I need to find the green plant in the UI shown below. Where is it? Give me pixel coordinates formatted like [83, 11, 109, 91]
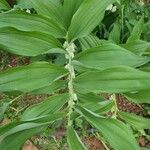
[0, 0, 150, 150]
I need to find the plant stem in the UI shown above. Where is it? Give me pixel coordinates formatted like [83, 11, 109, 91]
[121, 4, 125, 43]
[96, 133, 110, 150]
[110, 94, 118, 119]
[63, 42, 77, 127]
[10, 94, 24, 104]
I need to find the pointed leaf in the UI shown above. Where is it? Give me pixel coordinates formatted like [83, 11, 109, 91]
[76, 106, 140, 150]
[0, 100, 10, 121]
[79, 35, 102, 50]
[0, 62, 67, 92]
[31, 80, 67, 95]
[17, 0, 64, 27]
[21, 93, 69, 121]
[78, 92, 104, 103]
[0, 113, 64, 150]
[109, 21, 121, 44]
[67, 126, 86, 150]
[118, 111, 150, 130]
[0, 0, 10, 10]
[0, 27, 63, 56]
[124, 89, 150, 104]
[75, 43, 149, 69]
[0, 10, 66, 38]
[122, 40, 150, 55]
[74, 67, 150, 93]
[68, 0, 116, 41]
[63, 0, 83, 29]
[78, 93, 114, 114]
[127, 17, 144, 43]
[72, 60, 101, 73]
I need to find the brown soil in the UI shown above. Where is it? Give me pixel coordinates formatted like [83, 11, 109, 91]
[116, 94, 143, 115]
[84, 136, 106, 150]
[139, 136, 150, 148]
[0, 51, 30, 71]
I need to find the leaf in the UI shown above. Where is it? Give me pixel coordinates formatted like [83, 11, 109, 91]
[141, 67, 150, 72]
[118, 111, 150, 130]
[74, 67, 150, 93]
[63, 0, 83, 29]
[78, 93, 114, 114]
[0, 0, 10, 10]
[79, 99, 114, 114]
[31, 80, 67, 95]
[122, 40, 150, 55]
[72, 60, 101, 73]
[76, 106, 140, 150]
[75, 43, 149, 69]
[124, 89, 150, 104]
[127, 17, 144, 43]
[68, 0, 116, 41]
[79, 35, 102, 50]
[109, 21, 121, 44]
[78, 92, 104, 102]
[67, 126, 86, 150]
[0, 100, 10, 121]
[0, 27, 64, 56]
[0, 10, 66, 38]
[0, 62, 67, 92]
[0, 113, 64, 150]
[17, 0, 64, 27]
[21, 93, 69, 121]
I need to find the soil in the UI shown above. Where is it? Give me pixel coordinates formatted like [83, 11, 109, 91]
[83, 136, 106, 150]
[116, 94, 144, 115]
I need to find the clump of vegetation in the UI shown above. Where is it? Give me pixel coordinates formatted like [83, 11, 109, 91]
[0, 0, 150, 150]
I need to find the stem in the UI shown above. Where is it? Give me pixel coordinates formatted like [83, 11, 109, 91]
[63, 42, 77, 127]
[10, 94, 24, 104]
[110, 94, 118, 119]
[96, 133, 110, 150]
[121, 5, 125, 43]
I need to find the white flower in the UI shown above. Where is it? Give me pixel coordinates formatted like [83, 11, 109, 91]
[106, 4, 117, 12]
[26, 9, 31, 13]
[106, 4, 113, 11]
[112, 6, 117, 12]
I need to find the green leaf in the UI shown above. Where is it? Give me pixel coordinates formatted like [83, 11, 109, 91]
[31, 80, 67, 95]
[0, 100, 10, 121]
[67, 126, 86, 150]
[78, 93, 114, 114]
[75, 43, 149, 69]
[0, 113, 64, 150]
[127, 17, 144, 43]
[76, 106, 140, 150]
[0, 62, 67, 92]
[17, 0, 64, 27]
[122, 40, 150, 55]
[0, 10, 66, 38]
[72, 60, 101, 73]
[109, 21, 121, 44]
[118, 111, 150, 130]
[74, 67, 150, 93]
[0, 0, 10, 10]
[141, 67, 150, 72]
[0, 27, 64, 56]
[124, 89, 150, 104]
[63, 0, 83, 29]
[79, 35, 102, 50]
[68, 0, 116, 41]
[21, 93, 69, 121]
[78, 92, 104, 102]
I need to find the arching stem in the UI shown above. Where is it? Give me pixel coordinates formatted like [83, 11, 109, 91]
[63, 42, 77, 126]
